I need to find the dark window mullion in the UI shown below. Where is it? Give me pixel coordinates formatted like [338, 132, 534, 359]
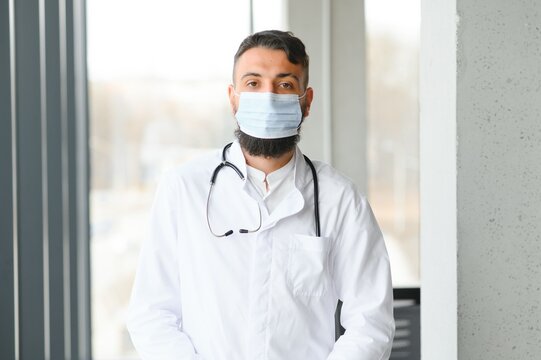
[0, 0, 16, 358]
[15, 0, 46, 358]
[45, 0, 67, 358]
[66, 0, 92, 358]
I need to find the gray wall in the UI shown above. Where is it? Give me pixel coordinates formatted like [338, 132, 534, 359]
[457, 0, 541, 357]
[422, 0, 541, 358]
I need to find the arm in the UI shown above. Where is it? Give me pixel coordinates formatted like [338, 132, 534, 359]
[327, 195, 395, 360]
[126, 173, 203, 360]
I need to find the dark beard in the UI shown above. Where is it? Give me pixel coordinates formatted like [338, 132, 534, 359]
[235, 129, 300, 158]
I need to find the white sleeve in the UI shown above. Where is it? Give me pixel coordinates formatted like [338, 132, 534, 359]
[126, 173, 203, 360]
[327, 195, 395, 360]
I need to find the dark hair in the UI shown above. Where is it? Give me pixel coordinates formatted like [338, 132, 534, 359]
[233, 30, 310, 88]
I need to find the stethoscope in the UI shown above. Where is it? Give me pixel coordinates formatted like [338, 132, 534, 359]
[206, 142, 320, 238]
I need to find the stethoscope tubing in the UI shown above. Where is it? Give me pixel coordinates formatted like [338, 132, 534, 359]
[207, 142, 320, 238]
[303, 154, 320, 237]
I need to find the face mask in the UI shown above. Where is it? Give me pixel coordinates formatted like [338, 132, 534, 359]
[234, 91, 305, 139]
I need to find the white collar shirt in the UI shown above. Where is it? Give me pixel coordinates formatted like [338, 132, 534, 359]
[246, 153, 295, 214]
[127, 140, 395, 360]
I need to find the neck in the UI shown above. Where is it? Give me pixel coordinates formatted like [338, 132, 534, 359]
[241, 148, 295, 175]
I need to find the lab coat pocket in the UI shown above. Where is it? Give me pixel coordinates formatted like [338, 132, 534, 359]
[287, 235, 330, 297]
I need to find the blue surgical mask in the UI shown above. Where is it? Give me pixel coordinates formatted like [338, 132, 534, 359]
[234, 91, 306, 139]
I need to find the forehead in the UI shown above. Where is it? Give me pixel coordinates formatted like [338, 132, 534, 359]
[234, 47, 304, 81]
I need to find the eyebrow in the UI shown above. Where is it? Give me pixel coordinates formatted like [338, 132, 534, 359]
[276, 73, 300, 83]
[240, 72, 262, 79]
[240, 72, 300, 83]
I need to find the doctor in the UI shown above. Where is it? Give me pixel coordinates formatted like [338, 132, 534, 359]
[127, 30, 395, 360]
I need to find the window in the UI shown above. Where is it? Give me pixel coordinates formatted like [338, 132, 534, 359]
[88, 1, 420, 356]
[87, 1, 254, 357]
[88, 1, 287, 357]
[366, 0, 421, 287]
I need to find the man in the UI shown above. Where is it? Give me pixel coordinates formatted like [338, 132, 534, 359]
[127, 30, 395, 360]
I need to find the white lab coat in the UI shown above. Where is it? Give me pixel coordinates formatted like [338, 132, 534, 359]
[127, 141, 395, 360]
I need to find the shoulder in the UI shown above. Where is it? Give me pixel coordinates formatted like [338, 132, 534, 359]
[307, 159, 369, 211]
[311, 160, 364, 195]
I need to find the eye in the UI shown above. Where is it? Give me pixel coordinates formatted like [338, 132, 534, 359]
[279, 82, 293, 89]
[246, 80, 258, 88]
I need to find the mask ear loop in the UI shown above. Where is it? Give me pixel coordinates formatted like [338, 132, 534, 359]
[296, 90, 308, 131]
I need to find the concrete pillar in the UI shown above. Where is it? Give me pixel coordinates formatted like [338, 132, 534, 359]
[421, 0, 541, 358]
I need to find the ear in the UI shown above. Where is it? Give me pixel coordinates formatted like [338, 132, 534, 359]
[303, 87, 314, 118]
[227, 84, 237, 115]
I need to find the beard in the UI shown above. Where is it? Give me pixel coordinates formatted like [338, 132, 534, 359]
[234, 129, 300, 158]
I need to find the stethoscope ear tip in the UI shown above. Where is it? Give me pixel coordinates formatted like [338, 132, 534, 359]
[225, 230, 234, 236]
